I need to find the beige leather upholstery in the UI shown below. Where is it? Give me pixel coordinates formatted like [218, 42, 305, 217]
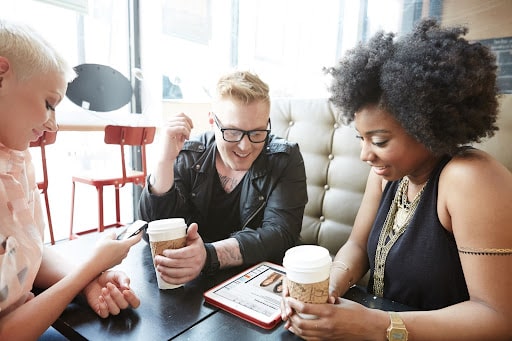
[270, 97, 512, 257]
[270, 98, 370, 255]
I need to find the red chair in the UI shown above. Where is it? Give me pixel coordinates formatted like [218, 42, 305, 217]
[69, 125, 156, 238]
[30, 131, 57, 245]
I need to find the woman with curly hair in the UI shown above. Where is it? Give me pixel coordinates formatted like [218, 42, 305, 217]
[281, 18, 512, 340]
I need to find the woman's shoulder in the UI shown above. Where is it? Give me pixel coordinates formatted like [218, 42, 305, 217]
[446, 147, 510, 175]
[438, 148, 512, 234]
[440, 147, 512, 193]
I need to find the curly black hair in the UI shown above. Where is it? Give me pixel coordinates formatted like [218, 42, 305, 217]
[325, 18, 499, 156]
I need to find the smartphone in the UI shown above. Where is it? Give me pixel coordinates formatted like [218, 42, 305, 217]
[116, 220, 148, 240]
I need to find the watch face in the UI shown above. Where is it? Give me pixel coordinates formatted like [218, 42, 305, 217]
[389, 329, 408, 340]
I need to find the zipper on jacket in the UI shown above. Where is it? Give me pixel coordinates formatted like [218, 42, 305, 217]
[241, 197, 266, 228]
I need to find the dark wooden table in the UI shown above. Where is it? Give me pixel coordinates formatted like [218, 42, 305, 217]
[49, 234, 411, 340]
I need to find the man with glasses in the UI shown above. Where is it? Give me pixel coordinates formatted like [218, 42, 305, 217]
[138, 71, 307, 286]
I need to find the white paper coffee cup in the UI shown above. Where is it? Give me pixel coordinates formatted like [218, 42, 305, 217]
[147, 218, 187, 289]
[283, 245, 332, 319]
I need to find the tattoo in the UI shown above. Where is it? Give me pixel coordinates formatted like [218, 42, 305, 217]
[458, 246, 512, 256]
[229, 247, 243, 262]
[215, 239, 243, 268]
[218, 175, 240, 193]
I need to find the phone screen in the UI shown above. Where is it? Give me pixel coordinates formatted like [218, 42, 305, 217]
[116, 220, 148, 240]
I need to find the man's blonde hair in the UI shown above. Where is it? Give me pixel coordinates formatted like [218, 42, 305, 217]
[216, 71, 270, 108]
[0, 19, 75, 82]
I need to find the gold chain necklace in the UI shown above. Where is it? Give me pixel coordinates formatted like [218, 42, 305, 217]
[373, 177, 428, 297]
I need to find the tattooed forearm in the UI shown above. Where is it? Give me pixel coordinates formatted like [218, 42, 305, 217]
[214, 238, 243, 268]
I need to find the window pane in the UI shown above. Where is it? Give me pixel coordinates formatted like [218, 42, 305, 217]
[3, 0, 134, 243]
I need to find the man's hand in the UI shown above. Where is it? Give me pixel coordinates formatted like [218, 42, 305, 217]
[153, 223, 206, 285]
[161, 112, 194, 161]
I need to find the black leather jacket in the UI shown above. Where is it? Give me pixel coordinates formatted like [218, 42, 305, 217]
[138, 132, 308, 265]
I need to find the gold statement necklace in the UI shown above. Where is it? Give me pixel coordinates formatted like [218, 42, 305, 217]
[373, 177, 428, 297]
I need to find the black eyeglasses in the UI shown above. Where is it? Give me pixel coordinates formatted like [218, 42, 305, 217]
[213, 114, 271, 143]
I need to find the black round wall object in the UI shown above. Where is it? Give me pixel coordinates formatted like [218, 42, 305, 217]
[66, 63, 132, 112]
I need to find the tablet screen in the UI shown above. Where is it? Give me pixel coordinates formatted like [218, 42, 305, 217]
[204, 262, 286, 329]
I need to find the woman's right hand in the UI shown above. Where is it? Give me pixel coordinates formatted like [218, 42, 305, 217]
[89, 231, 142, 273]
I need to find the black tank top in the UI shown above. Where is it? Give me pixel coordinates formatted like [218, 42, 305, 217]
[367, 156, 469, 310]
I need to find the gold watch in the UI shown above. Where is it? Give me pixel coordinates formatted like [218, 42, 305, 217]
[387, 312, 408, 341]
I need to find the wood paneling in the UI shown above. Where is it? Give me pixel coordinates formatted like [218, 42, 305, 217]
[442, 0, 512, 40]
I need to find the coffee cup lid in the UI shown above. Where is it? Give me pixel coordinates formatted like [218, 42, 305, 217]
[283, 245, 331, 271]
[147, 218, 186, 233]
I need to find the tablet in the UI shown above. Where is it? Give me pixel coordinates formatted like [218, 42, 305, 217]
[203, 262, 286, 329]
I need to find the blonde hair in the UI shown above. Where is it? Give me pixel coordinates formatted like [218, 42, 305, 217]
[0, 19, 75, 82]
[216, 71, 270, 107]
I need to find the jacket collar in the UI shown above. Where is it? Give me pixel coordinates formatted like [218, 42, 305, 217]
[187, 132, 270, 181]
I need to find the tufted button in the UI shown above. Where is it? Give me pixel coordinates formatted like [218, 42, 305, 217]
[191, 193, 196, 198]
[333, 122, 340, 129]
[319, 216, 325, 222]
[328, 154, 334, 160]
[195, 164, 201, 170]
[324, 184, 330, 190]
[288, 121, 294, 126]
[258, 195, 265, 201]
[198, 145, 205, 151]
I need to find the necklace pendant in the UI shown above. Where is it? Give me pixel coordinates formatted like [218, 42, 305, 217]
[394, 206, 409, 231]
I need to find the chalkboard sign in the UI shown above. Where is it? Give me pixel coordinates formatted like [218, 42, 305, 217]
[478, 37, 512, 94]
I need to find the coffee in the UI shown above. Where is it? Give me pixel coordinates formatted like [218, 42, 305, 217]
[147, 218, 187, 289]
[283, 245, 332, 318]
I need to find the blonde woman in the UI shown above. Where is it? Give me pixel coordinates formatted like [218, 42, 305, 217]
[0, 20, 142, 340]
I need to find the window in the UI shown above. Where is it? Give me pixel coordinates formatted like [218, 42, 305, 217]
[5, 0, 512, 243]
[3, 0, 135, 242]
[140, 0, 421, 103]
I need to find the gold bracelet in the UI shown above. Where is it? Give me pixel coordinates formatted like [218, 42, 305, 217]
[331, 260, 352, 286]
[332, 260, 350, 271]
[458, 246, 512, 256]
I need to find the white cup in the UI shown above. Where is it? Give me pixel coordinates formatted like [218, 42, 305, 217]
[147, 218, 187, 289]
[283, 245, 332, 319]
